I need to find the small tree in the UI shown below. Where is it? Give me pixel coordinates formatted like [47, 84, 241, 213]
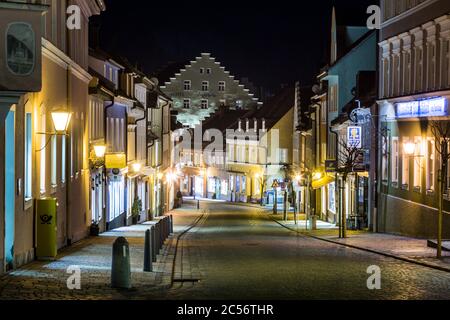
[337, 139, 363, 238]
[430, 121, 450, 258]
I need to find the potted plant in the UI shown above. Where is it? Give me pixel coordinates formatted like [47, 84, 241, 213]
[90, 220, 99, 236]
[131, 197, 142, 225]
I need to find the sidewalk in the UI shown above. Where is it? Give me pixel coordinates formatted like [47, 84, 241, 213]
[0, 203, 202, 300]
[268, 210, 450, 272]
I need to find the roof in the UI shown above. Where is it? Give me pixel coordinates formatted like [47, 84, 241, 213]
[153, 61, 190, 85]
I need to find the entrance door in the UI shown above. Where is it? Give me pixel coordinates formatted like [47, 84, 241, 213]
[4, 110, 15, 270]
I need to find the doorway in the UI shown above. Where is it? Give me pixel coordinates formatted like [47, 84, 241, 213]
[4, 110, 15, 270]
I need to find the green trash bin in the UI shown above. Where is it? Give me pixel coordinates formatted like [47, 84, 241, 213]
[35, 198, 57, 260]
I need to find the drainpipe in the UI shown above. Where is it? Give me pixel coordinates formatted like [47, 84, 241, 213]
[103, 99, 114, 229]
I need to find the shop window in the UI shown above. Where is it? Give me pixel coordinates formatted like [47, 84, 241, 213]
[24, 112, 32, 200]
[402, 137, 410, 188]
[427, 138, 435, 192]
[391, 137, 399, 185]
[413, 137, 422, 191]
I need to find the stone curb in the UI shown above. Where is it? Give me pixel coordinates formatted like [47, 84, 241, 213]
[262, 210, 450, 274]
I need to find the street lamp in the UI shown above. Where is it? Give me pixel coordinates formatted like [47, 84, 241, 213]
[313, 171, 323, 181]
[403, 142, 416, 156]
[93, 144, 107, 158]
[132, 162, 142, 173]
[51, 110, 72, 134]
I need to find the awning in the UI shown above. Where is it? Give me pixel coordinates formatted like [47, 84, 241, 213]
[312, 175, 335, 190]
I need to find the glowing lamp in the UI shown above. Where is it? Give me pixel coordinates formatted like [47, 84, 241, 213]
[403, 142, 416, 156]
[132, 163, 142, 173]
[313, 172, 323, 180]
[93, 145, 106, 158]
[157, 172, 164, 180]
[51, 111, 72, 134]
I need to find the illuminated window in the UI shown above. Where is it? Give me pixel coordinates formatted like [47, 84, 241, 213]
[24, 113, 32, 200]
[427, 138, 435, 191]
[402, 137, 410, 187]
[40, 110, 46, 194]
[413, 137, 422, 190]
[51, 135, 57, 187]
[391, 137, 399, 184]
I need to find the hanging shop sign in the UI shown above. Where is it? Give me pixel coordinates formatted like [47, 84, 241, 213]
[105, 153, 127, 169]
[396, 97, 447, 119]
[353, 150, 367, 172]
[347, 126, 362, 148]
[325, 160, 338, 173]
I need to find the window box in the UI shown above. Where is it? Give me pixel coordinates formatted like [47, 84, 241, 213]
[401, 184, 409, 191]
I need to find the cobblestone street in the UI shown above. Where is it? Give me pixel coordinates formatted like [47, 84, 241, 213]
[1, 201, 450, 300]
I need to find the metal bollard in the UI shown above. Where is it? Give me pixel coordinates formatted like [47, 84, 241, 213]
[197, 200, 200, 210]
[144, 229, 153, 272]
[158, 220, 163, 251]
[111, 237, 131, 289]
[164, 217, 169, 239]
[151, 225, 156, 262]
[169, 215, 174, 234]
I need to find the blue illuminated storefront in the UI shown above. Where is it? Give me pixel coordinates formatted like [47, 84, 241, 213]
[377, 95, 450, 239]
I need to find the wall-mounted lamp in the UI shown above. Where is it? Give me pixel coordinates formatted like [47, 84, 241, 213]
[313, 171, 323, 180]
[132, 162, 142, 173]
[403, 142, 416, 156]
[157, 172, 164, 180]
[93, 145, 107, 158]
[51, 110, 72, 134]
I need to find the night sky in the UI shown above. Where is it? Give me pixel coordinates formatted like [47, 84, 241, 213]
[91, 0, 377, 92]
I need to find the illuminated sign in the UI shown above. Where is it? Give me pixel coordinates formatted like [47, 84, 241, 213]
[396, 97, 447, 118]
[347, 126, 362, 148]
[105, 153, 127, 169]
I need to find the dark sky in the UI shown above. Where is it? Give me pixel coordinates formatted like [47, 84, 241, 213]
[92, 0, 377, 92]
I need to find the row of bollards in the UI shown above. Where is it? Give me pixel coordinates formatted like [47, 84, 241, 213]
[111, 215, 174, 289]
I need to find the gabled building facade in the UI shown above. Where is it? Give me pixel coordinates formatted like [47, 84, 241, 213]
[159, 53, 262, 128]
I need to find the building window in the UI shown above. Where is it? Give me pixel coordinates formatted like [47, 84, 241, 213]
[236, 100, 243, 109]
[402, 137, 410, 188]
[24, 112, 32, 200]
[206, 68, 211, 74]
[201, 99, 208, 109]
[218, 81, 225, 91]
[184, 80, 191, 91]
[413, 137, 422, 190]
[183, 99, 190, 109]
[427, 138, 435, 192]
[202, 81, 209, 91]
[200, 68, 204, 74]
[381, 138, 388, 182]
[61, 135, 66, 183]
[51, 135, 57, 187]
[40, 110, 46, 194]
[392, 137, 399, 184]
[329, 85, 338, 112]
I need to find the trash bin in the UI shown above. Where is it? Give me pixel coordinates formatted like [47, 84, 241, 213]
[35, 198, 58, 260]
